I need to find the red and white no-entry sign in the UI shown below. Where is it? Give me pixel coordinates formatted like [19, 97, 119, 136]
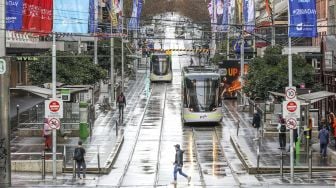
[45, 99, 63, 118]
[282, 100, 300, 119]
[49, 100, 60, 112]
[286, 101, 297, 112]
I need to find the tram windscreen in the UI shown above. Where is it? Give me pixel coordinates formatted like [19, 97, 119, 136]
[185, 76, 219, 112]
[151, 55, 170, 75]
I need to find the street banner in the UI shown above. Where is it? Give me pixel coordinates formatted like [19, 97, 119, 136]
[6, 0, 23, 31]
[222, 0, 229, 31]
[53, 0, 90, 34]
[39, 0, 52, 34]
[22, 0, 41, 32]
[229, 0, 235, 25]
[289, 0, 317, 37]
[128, 0, 138, 29]
[216, 0, 224, 31]
[89, 0, 98, 33]
[106, 0, 118, 28]
[243, 0, 255, 32]
[136, 0, 143, 28]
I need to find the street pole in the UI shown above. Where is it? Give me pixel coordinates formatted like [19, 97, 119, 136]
[240, 13, 245, 95]
[0, 0, 11, 185]
[94, 37, 98, 64]
[110, 17, 114, 106]
[287, 0, 294, 179]
[271, 0, 275, 47]
[121, 1, 124, 92]
[78, 37, 82, 54]
[52, 33, 57, 180]
[211, 0, 216, 58]
[227, 32, 230, 59]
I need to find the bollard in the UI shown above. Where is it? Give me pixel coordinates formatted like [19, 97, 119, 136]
[308, 149, 312, 179]
[63, 145, 67, 171]
[236, 120, 240, 136]
[41, 150, 45, 180]
[72, 156, 76, 179]
[116, 120, 118, 136]
[257, 140, 260, 173]
[16, 104, 20, 128]
[280, 151, 284, 178]
[97, 146, 101, 175]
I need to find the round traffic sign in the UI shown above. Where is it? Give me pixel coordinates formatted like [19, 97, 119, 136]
[48, 118, 61, 129]
[49, 100, 60, 112]
[286, 88, 296, 100]
[286, 118, 297, 129]
[286, 101, 297, 112]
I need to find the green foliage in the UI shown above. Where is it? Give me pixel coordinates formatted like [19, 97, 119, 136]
[28, 51, 107, 85]
[243, 46, 315, 99]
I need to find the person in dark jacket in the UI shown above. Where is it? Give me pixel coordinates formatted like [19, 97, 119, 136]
[252, 110, 261, 140]
[318, 125, 329, 158]
[116, 92, 126, 122]
[74, 140, 86, 179]
[172, 144, 191, 184]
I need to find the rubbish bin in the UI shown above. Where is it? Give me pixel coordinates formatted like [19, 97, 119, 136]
[79, 122, 89, 139]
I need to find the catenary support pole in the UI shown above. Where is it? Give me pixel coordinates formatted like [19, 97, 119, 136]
[121, 1, 124, 92]
[52, 33, 57, 180]
[0, 0, 11, 185]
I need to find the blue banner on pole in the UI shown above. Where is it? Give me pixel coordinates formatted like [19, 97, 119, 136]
[89, 0, 97, 33]
[289, 0, 317, 37]
[53, 0, 90, 34]
[128, 0, 138, 29]
[136, 0, 143, 28]
[6, 0, 23, 31]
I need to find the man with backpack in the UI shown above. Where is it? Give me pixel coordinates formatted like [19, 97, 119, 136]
[318, 125, 329, 158]
[73, 140, 86, 179]
[172, 144, 191, 185]
[116, 92, 126, 122]
[277, 118, 287, 149]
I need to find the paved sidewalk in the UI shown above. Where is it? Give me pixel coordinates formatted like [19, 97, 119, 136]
[230, 106, 336, 174]
[11, 65, 148, 175]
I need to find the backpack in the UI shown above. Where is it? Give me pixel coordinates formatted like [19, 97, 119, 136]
[117, 95, 124, 103]
[74, 148, 83, 161]
[280, 124, 286, 133]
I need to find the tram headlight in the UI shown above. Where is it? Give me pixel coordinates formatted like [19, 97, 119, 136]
[189, 108, 194, 112]
[212, 108, 217, 111]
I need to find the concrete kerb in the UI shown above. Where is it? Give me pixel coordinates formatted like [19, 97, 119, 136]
[103, 133, 124, 173]
[230, 134, 336, 174]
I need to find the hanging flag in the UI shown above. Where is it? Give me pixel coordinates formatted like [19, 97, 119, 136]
[39, 0, 53, 34]
[243, 0, 255, 32]
[128, 0, 138, 29]
[6, 0, 23, 31]
[22, 0, 41, 32]
[89, 0, 98, 33]
[228, 0, 235, 25]
[136, 0, 143, 28]
[265, 0, 272, 17]
[53, 0, 90, 34]
[222, 0, 229, 32]
[289, 0, 317, 37]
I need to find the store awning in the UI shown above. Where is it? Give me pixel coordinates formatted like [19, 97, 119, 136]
[11, 86, 58, 99]
[298, 91, 336, 103]
[268, 90, 336, 103]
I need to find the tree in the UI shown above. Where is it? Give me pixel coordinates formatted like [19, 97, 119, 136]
[28, 51, 107, 85]
[243, 46, 318, 99]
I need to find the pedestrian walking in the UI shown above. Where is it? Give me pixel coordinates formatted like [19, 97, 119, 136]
[318, 125, 329, 158]
[73, 140, 86, 179]
[330, 112, 336, 149]
[190, 57, 194, 66]
[43, 118, 52, 150]
[308, 115, 313, 144]
[116, 92, 126, 122]
[172, 144, 191, 185]
[252, 110, 261, 140]
[318, 118, 328, 131]
[277, 117, 286, 149]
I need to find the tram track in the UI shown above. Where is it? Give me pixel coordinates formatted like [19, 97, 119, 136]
[191, 127, 241, 187]
[116, 83, 167, 187]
